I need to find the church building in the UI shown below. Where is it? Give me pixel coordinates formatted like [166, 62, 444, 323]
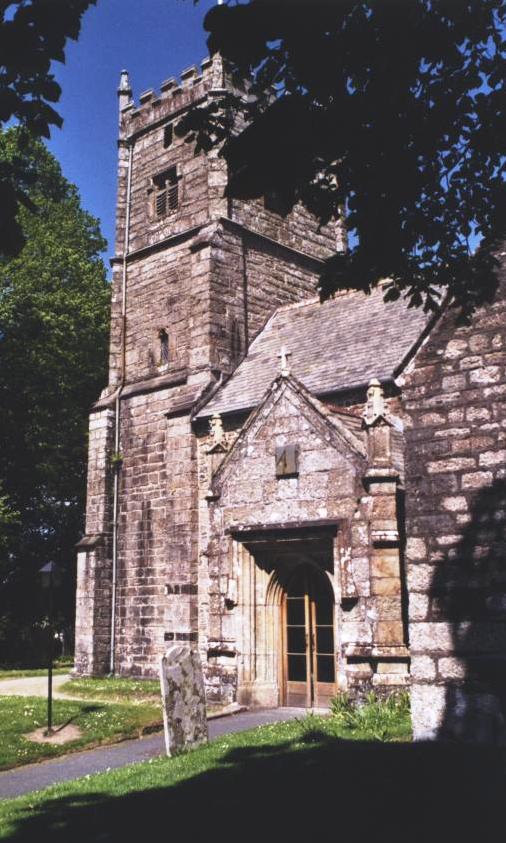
[75, 57, 506, 738]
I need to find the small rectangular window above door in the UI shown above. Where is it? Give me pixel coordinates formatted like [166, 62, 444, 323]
[153, 168, 179, 219]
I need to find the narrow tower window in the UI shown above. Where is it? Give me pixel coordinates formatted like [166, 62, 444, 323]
[159, 329, 169, 365]
[163, 123, 173, 148]
[153, 168, 179, 218]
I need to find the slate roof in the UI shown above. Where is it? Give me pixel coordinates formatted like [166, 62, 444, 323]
[198, 287, 432, 418]
[322, 404, 365, 441]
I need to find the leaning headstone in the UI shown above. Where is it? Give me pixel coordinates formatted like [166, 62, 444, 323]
[159, 645, 208, 756]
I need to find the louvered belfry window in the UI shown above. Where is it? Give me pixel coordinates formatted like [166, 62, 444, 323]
[154, 168, 179, 219]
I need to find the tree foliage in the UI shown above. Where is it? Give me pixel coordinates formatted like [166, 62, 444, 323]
[0, 0, 96, 257]
[0, 483, 19, 556]
[0, 129, 109, 663]
[184, 0, 506, 317]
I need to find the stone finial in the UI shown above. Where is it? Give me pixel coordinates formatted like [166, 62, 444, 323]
[210, 412, 224, 447]
[277, 345, 292, 377]
[118, 70, 133, 112]
[209, 53, 226, 91]
[364, 378, 385, 425]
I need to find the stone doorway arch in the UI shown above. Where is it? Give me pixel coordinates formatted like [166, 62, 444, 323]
[233, 526, 339, 708]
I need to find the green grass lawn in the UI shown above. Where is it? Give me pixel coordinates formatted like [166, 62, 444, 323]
[0, 710, 503, 843]
[60, 677, 228, 716]
[59, 676, 160, 703]
[0, 687, 409, 774]
[0, 716, 397, 837]
[0, 695, 162, 771]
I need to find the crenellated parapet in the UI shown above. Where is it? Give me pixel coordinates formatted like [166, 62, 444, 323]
[118, 55, 235, 141]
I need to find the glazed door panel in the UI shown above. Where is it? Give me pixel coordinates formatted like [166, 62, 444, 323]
[310, 572, 336, 708]
[284, 584, 311, 707]
[283, 566, 335, 708]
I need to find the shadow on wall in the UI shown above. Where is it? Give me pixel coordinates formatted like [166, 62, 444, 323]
[431, 479, 506, 743]
[4, 732, 505, 843]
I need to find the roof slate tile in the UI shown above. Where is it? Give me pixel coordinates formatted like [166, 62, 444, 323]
[199, 287, 431, 417]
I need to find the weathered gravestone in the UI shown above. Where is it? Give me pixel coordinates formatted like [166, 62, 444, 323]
[159, 645, 208, 756]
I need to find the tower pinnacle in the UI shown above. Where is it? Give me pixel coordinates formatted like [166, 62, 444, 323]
[118, 70, 133, 113]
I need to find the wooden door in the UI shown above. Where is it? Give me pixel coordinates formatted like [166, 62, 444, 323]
[283, 565, 336, 708]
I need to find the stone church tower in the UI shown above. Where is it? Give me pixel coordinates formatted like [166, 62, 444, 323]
[74, 56, 344, 685]
[77, 56, 506, 724]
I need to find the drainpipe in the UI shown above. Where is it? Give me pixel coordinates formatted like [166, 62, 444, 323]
[110, 139, 133, 675]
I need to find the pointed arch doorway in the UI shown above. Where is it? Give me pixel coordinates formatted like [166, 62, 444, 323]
[282, 564, 336, 708]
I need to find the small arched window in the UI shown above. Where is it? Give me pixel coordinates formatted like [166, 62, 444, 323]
[159, 329, 169, 365]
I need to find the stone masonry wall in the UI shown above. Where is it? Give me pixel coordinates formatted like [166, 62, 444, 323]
[230, 196, 340, 261]
[113, 390, 199, 676]
[209, 224, 324, 356]
[403, 278, 506, 743]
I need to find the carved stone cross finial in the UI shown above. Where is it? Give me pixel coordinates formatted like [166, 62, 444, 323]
[277, 345, 292, 377]
[364, 378, 385, 425]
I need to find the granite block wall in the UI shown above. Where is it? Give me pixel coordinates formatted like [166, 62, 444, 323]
[113, 392, 199, 676]
[404, 278, 506, 742]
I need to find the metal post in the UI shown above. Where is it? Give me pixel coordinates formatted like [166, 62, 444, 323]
[47, 565, 54, 736]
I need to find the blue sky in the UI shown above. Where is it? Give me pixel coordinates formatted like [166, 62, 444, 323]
[47, 0, 216, 263]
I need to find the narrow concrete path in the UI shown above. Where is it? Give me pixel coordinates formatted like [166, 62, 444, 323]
[0, 708, 305, 801]
[0, 675, 74, 699]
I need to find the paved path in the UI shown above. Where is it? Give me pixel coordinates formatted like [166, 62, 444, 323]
[0, 708, 304, 801]
[0, 675, 73, 699]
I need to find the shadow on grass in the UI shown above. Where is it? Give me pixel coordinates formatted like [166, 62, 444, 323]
[53, 705, 103, 734]
[5, 733, 505, 843]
